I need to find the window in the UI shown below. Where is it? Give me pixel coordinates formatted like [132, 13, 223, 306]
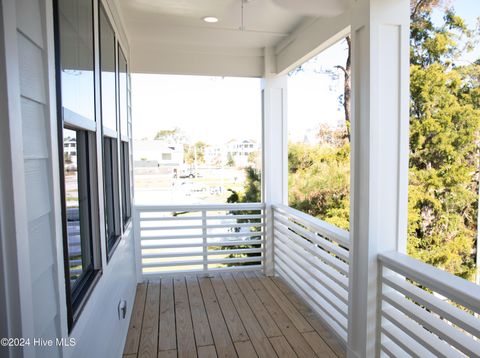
[121, 141, 131, 227]
[118, 46, 131, 228]
[103, 136, 121, 253]
[100, 5, 121, 257]
[162, 153, 172, 161]
[55, 0, 101, 330]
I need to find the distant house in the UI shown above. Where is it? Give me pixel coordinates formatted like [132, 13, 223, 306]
[226, 139, 259, 167]
[63, 137, 77, 165]
[204, 145, 227, 167]
[133, 140, 184, 167]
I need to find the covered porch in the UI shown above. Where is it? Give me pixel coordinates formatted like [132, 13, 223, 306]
[1, 0, 480, 358]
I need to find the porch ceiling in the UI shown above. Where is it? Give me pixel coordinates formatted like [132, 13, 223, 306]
[114, 0, 349, 77]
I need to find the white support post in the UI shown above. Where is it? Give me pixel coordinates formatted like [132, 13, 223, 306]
[347, 0, 410, 357]
[262, 47, 288, 277]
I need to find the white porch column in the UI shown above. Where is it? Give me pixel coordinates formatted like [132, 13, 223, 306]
[347, 0, 410, 357]
[262, 47, 288, 276]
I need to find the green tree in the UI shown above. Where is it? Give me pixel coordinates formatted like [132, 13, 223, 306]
[184, 141, 206, 165]
[226, 152, 235, 167]
[154, 128, 186, 142]
[407, 1, 480, 280]
[288, 142, 350, 230]
[223, 167, 262, 266]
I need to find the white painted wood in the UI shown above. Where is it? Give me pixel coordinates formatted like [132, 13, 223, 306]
[274, 214, 349, 261]
[275, 244, 348, 315]
[383, 272, 480, 338]
[379, 251, 480, 314]
[262, 69, 287, 276]
[347, 1, 410, 357]
[275, 237, 348, 304]
[382, 306, 459, 358]
[275, 264, 348, 343]
[383, 290, 480, 357]
[131, 42, 264, 77]
[276, 12, 351, 75]
[273, 204, 349, 248]
[136, 203, 265, 212]
[141, 240, 265, 250]
[275, 228, 349, 290]
[274, 223, 349, 275]
[137, 204, 265, 276]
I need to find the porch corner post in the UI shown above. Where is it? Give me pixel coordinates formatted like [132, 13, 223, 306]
[262, 47, 288, 276]
[347, 0, 410, 357]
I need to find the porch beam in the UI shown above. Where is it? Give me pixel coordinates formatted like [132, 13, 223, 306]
[347, 0, 410, 357]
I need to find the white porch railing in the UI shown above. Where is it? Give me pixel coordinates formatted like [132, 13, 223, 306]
[272, 204, 350, 344]
[134, 203, 265, 278]
[132, 202, 480, 356]
[379, 251, 480, 358]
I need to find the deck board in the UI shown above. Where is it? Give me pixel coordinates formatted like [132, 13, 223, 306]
[159, 278, 176, 352]
[123, 282, 147, 355]
[123, 271, 346, 358]
[198, 276, 238, 358]
[174, 277, 197, 358]
[186, 275, 215, 347]
[138, 281, 160, 358]
[245, 272, 317, 358]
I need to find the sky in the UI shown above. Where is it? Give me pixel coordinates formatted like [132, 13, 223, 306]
[131, 75, 262, 144]
[131, 0, 479, 145]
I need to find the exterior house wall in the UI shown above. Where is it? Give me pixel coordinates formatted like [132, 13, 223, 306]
[15, 0, 62, 356]
[0, 0, 137, 357]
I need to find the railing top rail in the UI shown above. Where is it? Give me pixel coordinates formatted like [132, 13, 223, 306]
[135, 202, 265, 212]
[379, 251, 480, 314]
[272, 204, 349, 248]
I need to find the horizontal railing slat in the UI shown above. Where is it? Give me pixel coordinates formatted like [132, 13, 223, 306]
[136, 203, 265, 212]
[383, 273, 480, 338]
[379, 251, 480, 314]
[274, 214, 349, 262]
[272, 204, 349, 248]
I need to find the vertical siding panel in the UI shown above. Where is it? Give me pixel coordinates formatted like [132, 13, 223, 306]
[21, 98, 49, 159]
[15, 0, 44, 48]
[17, 34, 45, 103]
[16, 1, 62, 357]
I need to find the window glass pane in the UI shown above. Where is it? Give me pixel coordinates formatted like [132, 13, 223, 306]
[99, 7, 116, 131]
[58, 0, 95, 122]
[119, 47, 128, 137]
[104, 136, 120, 252]
[121, 141, 131, 226]
[63, 128, 93, 289]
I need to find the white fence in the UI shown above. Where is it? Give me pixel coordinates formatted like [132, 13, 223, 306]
[379, 251, 480, 358]
[134, 203, 265, 278]
[272, 204, 350, 344]
[132, 202, 480, 356]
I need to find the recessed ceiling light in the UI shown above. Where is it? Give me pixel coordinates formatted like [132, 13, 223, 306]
[203, 16, 219, 23]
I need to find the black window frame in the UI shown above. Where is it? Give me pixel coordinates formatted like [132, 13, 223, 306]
[118, 45, 132, 229]
[53, 0, 102, 332]
[120, 140, 131, 228]
[99, 4, 122, 259]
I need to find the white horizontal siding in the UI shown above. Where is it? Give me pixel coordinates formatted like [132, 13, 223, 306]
[21, 98, 49, 159]
[28, 214, 54, 282]
[17, 33, 45, 104]
[23, 160, 52, 222]
[16, 1, 62, 357]
[15, 0, 44, 48]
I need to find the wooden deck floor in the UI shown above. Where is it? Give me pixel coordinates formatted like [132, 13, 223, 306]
[123, 271, 346, 358]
